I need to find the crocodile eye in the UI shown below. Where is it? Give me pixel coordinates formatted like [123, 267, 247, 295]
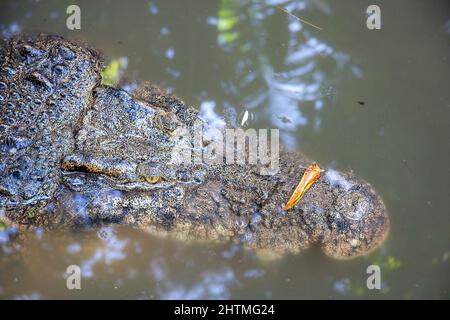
[142, 176, 163, 184]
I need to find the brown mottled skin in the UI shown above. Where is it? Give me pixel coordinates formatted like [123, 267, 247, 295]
[0, 34, 389, 259]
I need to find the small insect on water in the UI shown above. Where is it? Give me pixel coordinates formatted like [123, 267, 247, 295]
[284, 163, 324, 210]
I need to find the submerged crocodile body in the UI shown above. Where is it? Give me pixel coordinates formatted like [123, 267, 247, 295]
[0, 35, 389, 259]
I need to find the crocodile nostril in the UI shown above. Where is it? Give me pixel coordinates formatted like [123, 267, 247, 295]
[335, 190, 372, 221]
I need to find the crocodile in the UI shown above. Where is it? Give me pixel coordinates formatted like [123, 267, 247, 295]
[0, 34, 389, 259]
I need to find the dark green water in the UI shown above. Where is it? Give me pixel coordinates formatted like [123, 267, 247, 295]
[0, 0, 449, 299]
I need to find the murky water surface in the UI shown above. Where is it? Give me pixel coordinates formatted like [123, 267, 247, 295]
[0, 0, 449, 299]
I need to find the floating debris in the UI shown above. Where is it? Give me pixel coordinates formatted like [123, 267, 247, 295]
[284, 164, 323, 210]
[238, 109, 255, 127]
[101, 57, 128, 86]
[241, 110, 249, 126]
[276, 6, 323, 31]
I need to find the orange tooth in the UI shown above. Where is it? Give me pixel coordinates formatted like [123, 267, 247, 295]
[284, 164, 322, 210]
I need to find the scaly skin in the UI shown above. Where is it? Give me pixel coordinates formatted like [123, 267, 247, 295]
[0, 35, 389, 259]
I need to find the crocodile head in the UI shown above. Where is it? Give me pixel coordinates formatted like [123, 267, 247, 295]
[0, 35, 389, 259]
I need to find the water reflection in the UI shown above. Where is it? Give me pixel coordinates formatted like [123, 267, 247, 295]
[150, 259, 237, 299]
[0, 21, 21, 38]
[105, 0, 359, 151]
[0, 209, 18, 247]
[332, 277, 390, 297]
[79, 227, 128, 278]
[0, 225, 271, 299]
[158, 0, 356, 150]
